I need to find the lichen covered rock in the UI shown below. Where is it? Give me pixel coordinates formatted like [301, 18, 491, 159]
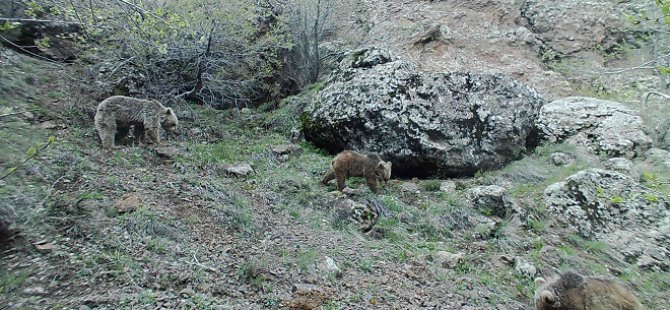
[302, 48, 544, 177]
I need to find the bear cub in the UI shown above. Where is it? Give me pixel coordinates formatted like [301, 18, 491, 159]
[534, 271, 643, 310]
[322, 150, 392, 194]
[94, 96, 178, 149]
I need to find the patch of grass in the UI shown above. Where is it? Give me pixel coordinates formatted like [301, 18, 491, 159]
[358, 259, 373, 272]
[0, 269, 31, 294]
[583, 239, 609, 253]
[237, 260, 267, 289]
[119, 206, 179, 239]
[456, 261, 473, 275]
[323, 301, 340, 310]
[528, 218, 547, 233]
[145, 237, 168, 254]
[422, 180, 441, 192]
[297, 249, 318, 272]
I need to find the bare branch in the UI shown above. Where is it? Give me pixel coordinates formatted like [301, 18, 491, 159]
[603, 51, 670, 74]
[644, 91, 670, 104]
[0, 110, 39, 119]
[0, 18, 80, 25]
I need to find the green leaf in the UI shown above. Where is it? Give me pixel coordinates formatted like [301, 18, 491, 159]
[661, 4, 670, 15]
[26, 146, 37, 157]
[665, 15, 670, 25]
[47, 136, 56, 144]
[657, 66, 670, 75]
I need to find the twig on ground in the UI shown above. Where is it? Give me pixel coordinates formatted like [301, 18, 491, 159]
[0, 110, 39, 119]
[644, 91, 670, 104]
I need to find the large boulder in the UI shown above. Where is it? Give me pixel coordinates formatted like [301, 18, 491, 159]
[534, 97, 652, 159]
[301, 48, 544, 177]
[544, 168, 670, 270]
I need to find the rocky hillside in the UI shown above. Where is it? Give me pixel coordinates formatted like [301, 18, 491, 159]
[2, 0, 670, 309]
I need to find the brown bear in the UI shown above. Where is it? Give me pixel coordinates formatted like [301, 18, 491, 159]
[322, 150, 392, 194]
[534, 271, 643, 310]
[94, 96, 178, 149]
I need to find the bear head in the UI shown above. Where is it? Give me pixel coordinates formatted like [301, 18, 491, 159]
[161, 107, 178, 132]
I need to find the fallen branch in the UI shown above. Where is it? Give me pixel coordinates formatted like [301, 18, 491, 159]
[0, 18, 81, 25]
[644, 91, 670, 104]
[603, 51, 670, 74]
[0, 110, 39, 119]
[0, 137, 56, 181]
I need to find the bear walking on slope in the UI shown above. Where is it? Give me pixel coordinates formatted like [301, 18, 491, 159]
[322, 150, 392, 194]
[534, 271, 643, 310]
[94, 96, 178, 149]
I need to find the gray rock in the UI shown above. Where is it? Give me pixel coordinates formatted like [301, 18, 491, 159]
[22, 286, 46, 295]
[466, 185, 522, 218]
[544, 168, 670, 269]
[302, 47, 544, 177]
[535, 97, 652, 159]
[289, 128, 304, 143]
[292, 283, 322, 293]
[514, 257, 537, 278]
[549, 152, 575, 166]
[434, 251, 464, 269]
[645, 148, 670, 168]
[317, 256, 342, 278]
[520, 0, 624, 55]
[400, 182, 420, 193]
[271, 144, 303, 156]
[605, 157, 638, 179]
[439, 181, 457, 193]
[154, 146, 185, 159]
[222, 163, 255, 177]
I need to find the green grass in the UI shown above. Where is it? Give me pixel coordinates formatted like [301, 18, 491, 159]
[358, 259, 373, 272]
[297, 249, 318, 272]
[0, 269, 31, 294]
[237, 260, 267, 289]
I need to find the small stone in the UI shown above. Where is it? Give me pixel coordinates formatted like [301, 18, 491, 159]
[341, 187, 359, 195]
[154, 146, 185, 159]
[22, 112, 35, 119]
[637, 255, 663, 271]
[40, 121, 58, 129]
[514, 257, 537, 278]
[179, 287, 195, 297]
[290, 128, 304, 142]
[434, 251, 464, 269]
[113, 193, 142, 214]
[549, 152, 575, 166]
[400, 182, 419, 193]
[22, 286, 46, 295]
[292, 283, 322, 293]
[317, 256, 342, 278]
[439, 181, 457, 193]
[491, 254, 515, 268]
[605, 157, 638, 179]
[271, 144, 303, 156]
[223, 163, 254, 177]
[278, 154, 290, 162]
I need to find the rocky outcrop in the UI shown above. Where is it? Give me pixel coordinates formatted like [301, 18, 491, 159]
[302, 48, 544, 177]
[544, 168, 670, 270]
[466, 185, 523, 219]
[520, 0, 625, 56]
[534, 97, 652, 159]
[0, 17, 82, 61]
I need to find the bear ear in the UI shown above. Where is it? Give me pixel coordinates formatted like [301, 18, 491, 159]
[534, 277, 546, 287]
[377, 162, 384, 169]
[540, 291, 556, 304]
[166, 107, 173, 115]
